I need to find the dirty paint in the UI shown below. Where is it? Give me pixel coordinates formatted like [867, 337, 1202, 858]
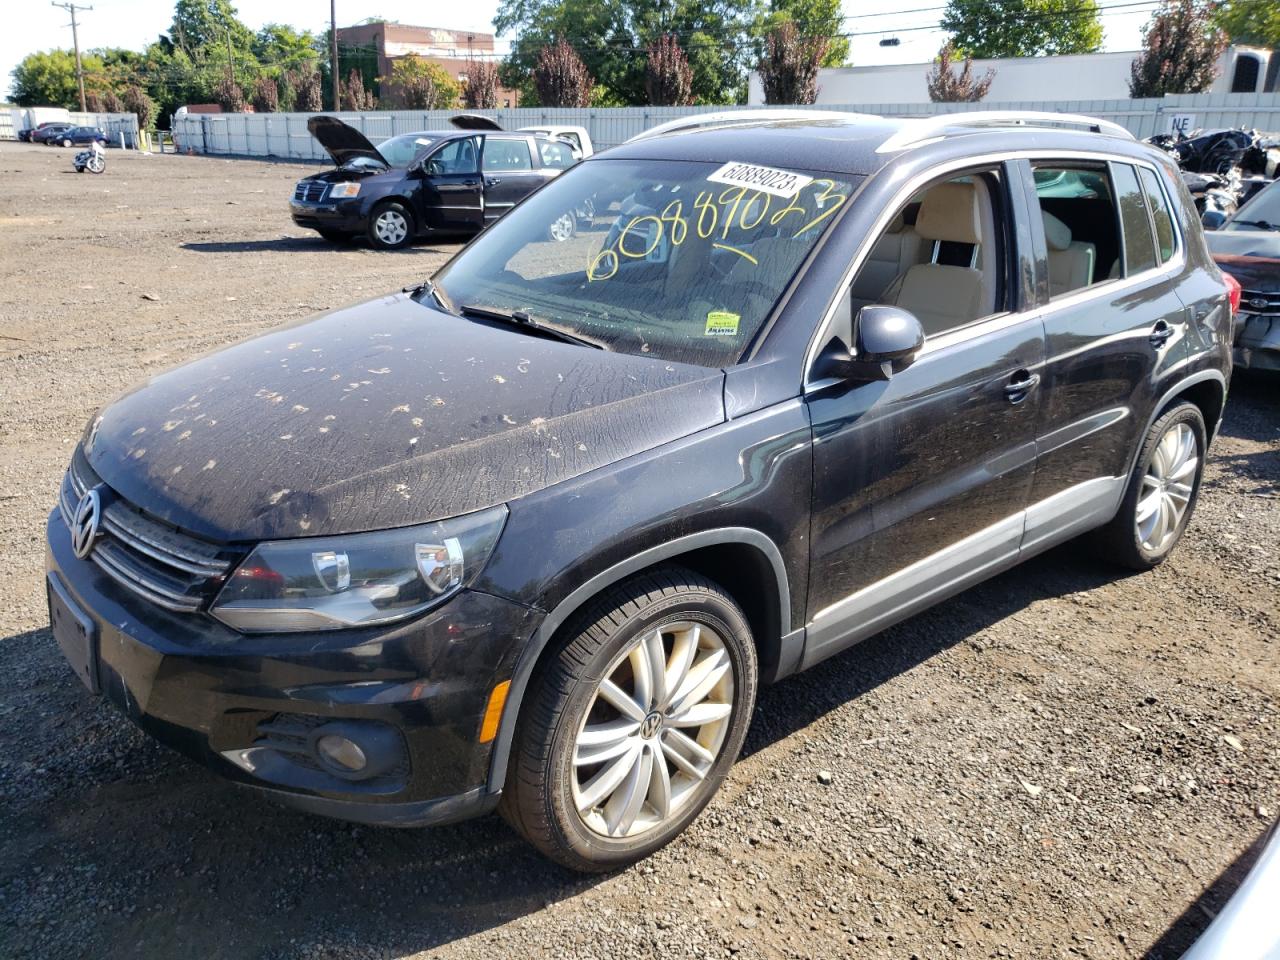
[84, 295, 726, 542]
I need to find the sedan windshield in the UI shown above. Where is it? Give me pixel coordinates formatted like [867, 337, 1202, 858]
[1228, 181, 1280, 231]
[374, 134, 439, 168]
[428, 158, 860, 366]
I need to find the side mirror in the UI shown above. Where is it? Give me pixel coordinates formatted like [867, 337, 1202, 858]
[820, 305, 925, 382]
[1201, 209, 1226, 231]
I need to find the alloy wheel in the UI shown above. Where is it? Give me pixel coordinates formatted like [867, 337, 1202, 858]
[374, 210, 408, 246]
[570, 620, 735, 839]
[1136, 421, 1197, 553]
[549, 212, 575, 242]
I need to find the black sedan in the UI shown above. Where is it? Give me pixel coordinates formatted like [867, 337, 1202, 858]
[47, 126, 107, 148]
[1205, 178, 1280, 372]
[290, 116, 580, 250]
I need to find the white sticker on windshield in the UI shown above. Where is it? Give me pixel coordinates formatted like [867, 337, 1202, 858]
[706, 161, 814, 199]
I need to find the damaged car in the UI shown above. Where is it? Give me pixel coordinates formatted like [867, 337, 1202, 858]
[49, 111, 1233, 872]
[290, 116, 580, 249]
[1205, 177, 1280, 372]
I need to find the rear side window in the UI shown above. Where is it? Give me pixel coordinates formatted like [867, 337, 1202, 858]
[537, 140, 575, 169]
[1138, 166, 1176, 264]
[1111, 163, 1158, 276]
[483, 138, 533, 172]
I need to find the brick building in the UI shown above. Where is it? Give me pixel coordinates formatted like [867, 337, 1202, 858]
[336, 22, 519, 108]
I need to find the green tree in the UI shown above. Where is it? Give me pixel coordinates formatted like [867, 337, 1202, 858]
[941, 0, 1104, 58]
[170, 0, 254, 56]
[380, 55, 459, 109]
[10, 49, 104, 107]
[252, 23, 320, 72]
[1129, 0, 1226, 97]
[1213, 0, 1280, 47]
[755, 0, 848, 68]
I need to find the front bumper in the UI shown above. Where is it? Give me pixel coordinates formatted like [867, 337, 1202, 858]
[1233, 313, 1280, 371]
[289, 198, 365, 233]
[45, 510, 541, 826]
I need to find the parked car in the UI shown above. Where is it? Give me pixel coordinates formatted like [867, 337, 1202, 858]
[290, 116, 580, 250]
[47, 111, 1233, 872]
[1205, 177, 1280, 371]
[1180, 820, 1280, 960]
[30, 122, 76, 145]
[47, 126, 106, 147]
[518, 125, 594, 158]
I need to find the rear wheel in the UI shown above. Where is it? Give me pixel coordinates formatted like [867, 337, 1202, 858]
[1094, 401, 1206, 570]
[500, 568, 757, 872]
[62, 138, 72, 148]
[367, 201, 414, 250]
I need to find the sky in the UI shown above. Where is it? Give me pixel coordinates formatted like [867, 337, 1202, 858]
[4, 0, 1154, 102]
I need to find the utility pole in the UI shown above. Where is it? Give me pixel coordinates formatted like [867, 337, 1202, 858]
[330, 0, 340, 110]
[51, 1, 92, 112]
[225, 24, 235, 86]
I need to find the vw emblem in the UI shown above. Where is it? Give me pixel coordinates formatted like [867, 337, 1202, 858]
[71, 487, 103, 560]
[1247, 297, 1268, 310]
[640, 712, 664, 740]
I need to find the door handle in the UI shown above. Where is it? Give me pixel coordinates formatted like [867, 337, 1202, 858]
[1003, 371, 1040, 402]
[485, 177, 501, 186]
[462, 179, 479, 186]
[1149, 320, 1173, 345]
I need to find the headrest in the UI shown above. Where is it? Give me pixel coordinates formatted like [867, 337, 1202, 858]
[1042, 210, 1072, 251]
[886, 210, 906, 234]
[914, 182, 981, 245]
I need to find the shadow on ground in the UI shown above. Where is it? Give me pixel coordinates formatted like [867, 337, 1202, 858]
[180, 238, 454, 255]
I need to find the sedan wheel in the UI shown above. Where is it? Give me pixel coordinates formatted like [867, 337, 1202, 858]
[571, 620, 734, 839]
[547, 211, 576, 242]
[62, 138, 72, 148]
[368, 203, 413, 250]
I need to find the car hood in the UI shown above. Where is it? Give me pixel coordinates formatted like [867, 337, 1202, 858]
[307, 115, 385, 168]
[1207, 230, 1280, 292]
[83, 295, 726, 543]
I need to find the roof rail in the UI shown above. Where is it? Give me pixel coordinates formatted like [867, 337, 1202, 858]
[875, 110, 1136, 154]
[627, 108, 882, 143]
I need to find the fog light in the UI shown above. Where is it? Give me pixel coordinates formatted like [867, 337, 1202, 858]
[316, 734, 367, 773]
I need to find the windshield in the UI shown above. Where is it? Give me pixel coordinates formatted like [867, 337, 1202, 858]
[374, 134, 439, 168]
[429, 158, 859, 366]
[1229, 181, 1280, 230]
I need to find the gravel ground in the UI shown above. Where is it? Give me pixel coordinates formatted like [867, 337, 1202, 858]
[1, 142, 1278, 960]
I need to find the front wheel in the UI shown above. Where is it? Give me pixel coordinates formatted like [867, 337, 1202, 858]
[1094, 401, 1206, 570]
[366, 201, 414, 250]
[500, 568, 757, 872]
[546, 210, 577, 242]
[87, 156, 105, 174]
[62, 138, 72, 148]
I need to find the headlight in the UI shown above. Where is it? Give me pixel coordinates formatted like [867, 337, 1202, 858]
[210, 506, 507, 633]
[329, 182, 360, 198]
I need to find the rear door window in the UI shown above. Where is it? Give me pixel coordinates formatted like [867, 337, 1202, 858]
[1111, 162, 1159, 276]
[1031, 163, 1122, 296]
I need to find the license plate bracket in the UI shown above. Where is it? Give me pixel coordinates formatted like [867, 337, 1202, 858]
[47, 573, 99, 695]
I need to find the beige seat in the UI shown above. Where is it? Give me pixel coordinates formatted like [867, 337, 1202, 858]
[891, 182, 987, 336]
[1042, 211, 1095, 296]
[851, 212, 922, 306]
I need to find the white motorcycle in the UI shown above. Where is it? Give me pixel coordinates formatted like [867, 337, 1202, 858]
[73, 141, 106, 175]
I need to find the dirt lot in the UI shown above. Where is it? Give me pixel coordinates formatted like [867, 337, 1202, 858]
[1, 141, 1278, 960]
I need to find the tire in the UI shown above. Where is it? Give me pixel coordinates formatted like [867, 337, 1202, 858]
[500, 567, 757, 872]
[366, 201, 414, 250]
[62, 138, 72, 148]
[1093, 401, 1206, 570]
[546, 210, 577, 242]
[316, 228, 351, 243]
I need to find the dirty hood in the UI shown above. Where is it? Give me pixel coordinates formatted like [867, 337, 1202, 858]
[307, 115, 385, 168]
[83, 295, 726, 542]
[1207, 230, 1280, 292]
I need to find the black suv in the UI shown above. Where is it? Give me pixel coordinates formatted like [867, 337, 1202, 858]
[46, 112, 1233, 871]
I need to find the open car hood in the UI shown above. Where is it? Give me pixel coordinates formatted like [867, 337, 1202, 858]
[307, 115, 385, 167]
[449, 114, 503, 131]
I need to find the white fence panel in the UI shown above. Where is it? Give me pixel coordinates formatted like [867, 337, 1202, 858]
[170, 94, 1280, 160]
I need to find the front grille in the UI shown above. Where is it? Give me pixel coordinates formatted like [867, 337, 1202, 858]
[293, 180, 327, 203]
[1240, 290, 1280, 316]
[58, 451, 234, 613]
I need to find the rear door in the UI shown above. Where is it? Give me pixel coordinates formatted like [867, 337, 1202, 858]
[1018, 157, 1191, 552]
[480, 136, 545, 224]
[418, 136, 484, 232]
[803, 162, 1045, 667]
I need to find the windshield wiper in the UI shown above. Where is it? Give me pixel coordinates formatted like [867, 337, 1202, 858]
[406, 277, 454, 314]
[1229, 219, 1277, 230]
[457, 304, 606, 350]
